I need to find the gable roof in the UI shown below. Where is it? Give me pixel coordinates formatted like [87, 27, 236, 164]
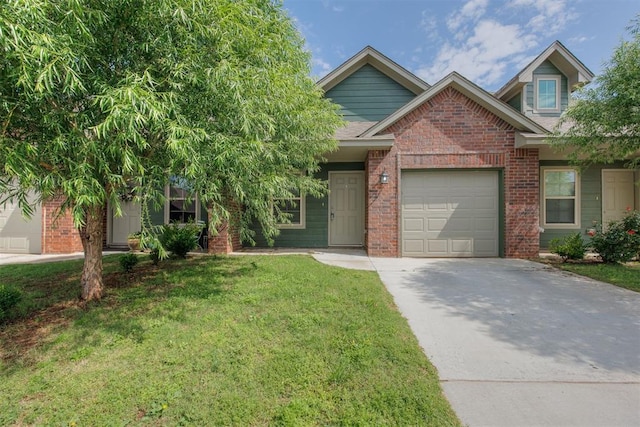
[495, 40, 594, 102]
[361, 72, 548, 138]
[318, 46, 430, 95]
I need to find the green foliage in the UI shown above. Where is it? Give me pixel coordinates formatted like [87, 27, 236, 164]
[554, 15, 640, 169]
[159, 222, 202, 258]
[0, 0, 342, 298]
[557, 262, 640, 293]
[590, 210, 640, 263]
[0, 284, 22, 321]
[119, 253, 139, 273]
[149, 247, 161, 266]
[549, 233, 586, 262]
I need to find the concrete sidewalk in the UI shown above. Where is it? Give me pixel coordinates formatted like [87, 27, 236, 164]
[370, 257, 640, 427]
[0, 251, 125, 266]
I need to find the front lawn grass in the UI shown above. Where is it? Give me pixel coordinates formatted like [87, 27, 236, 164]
[553, 261, 640, 293]
[0, 255, 460, 426]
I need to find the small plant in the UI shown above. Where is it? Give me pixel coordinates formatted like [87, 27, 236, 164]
[0, 284, 22, 321]
[149, 246, 161, 266]
[119, 253, 139, 273]
[590, 210, 640, 263]
[549, 232, 586, 262]
[159, 221, 202, 258]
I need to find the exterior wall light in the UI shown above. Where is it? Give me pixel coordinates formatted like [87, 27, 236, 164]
[380, 171, 389, 184]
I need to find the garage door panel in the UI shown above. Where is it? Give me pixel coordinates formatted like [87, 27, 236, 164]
[427, 217, 447, 232]
[403, 197, 424, 210]
[404, 239, 425, 254]
[427, 239, 448, 255]
[451, 239, 472, 254]
[447, 218, 472, 232]
[426, 198, 448, 211]
[401, 171, 499, 257]
[474, 239, 498, 255]
[0, 193, 42, 254]
[403, 218, 424, 232]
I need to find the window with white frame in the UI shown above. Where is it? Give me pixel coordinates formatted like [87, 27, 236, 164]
[274, 189, 305, 229]
[165, 176, 198, 223]
[535, 75, 561, 111]
[542, 168, 580, 227]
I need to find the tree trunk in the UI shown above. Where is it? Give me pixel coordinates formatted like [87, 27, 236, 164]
[79, 205, 105, 301]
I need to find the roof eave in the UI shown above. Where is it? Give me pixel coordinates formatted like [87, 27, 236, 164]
[318, 46, 430, 95]
[363, 72, 548, 138]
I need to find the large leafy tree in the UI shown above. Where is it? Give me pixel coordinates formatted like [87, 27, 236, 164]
[0, 0, 341, 300]
[555, 17, 640, 169]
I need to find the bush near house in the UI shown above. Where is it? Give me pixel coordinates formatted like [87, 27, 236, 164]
[589, 210, 640, 263]
[549, 232, 586, 262]
[158, 221, 203, 258]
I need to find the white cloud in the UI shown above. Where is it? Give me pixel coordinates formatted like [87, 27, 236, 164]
[412, 0, 579, 89]
[416, 19, 537, 87]
[447, 0, 488, 31]
[420, 11, 438, 34]
[509, 0, 576, 34]
[313, 57, 333, 77]
[569, 35, 591, 44]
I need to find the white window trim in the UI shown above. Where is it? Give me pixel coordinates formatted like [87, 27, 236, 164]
[275, 193, 306, 229]
[534, 75, 561, 112]
[164, 184, 200, 224]
[541, 167, 581, 229]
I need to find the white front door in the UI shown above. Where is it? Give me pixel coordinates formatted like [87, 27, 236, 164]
[110, 201, 141, 246]
[602, 170, 635, 228]
[329, 172, 364, 246]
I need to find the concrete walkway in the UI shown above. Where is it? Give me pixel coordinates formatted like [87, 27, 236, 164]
[368, 257, 640, 427]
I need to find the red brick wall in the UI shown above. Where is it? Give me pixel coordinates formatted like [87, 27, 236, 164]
[207, 202, 242, 254]
[208, 221, 242, 254]
[41, 198, 84, 254]
[367, 87, 539, 258]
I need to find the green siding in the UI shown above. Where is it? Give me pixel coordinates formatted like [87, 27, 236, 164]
[507, 92, 521, 112]
[539, 161, 628, 248]
[252, 162, 365, 248]
[524, 61, 569, 118]
[326, 64, 416, 121]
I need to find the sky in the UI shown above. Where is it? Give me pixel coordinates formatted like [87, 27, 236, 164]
[283, 0, 639, 91]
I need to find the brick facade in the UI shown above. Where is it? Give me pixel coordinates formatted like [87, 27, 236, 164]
[365, 87, 540, 257]
[41, 197, 84, 254]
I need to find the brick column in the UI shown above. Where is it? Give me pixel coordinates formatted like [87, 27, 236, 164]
[41, 197, 83, 254]
[365, 149, 399, 257]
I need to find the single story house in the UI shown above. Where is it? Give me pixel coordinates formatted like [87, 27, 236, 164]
[1, 41, 638, 257]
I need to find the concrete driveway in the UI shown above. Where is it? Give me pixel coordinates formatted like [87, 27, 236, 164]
[370, 257, 640, 427]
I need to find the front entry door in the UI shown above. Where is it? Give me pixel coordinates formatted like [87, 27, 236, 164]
[602, 170, 635, 228]
[329, 172, 364, 246]
[110, 201, 141, 246]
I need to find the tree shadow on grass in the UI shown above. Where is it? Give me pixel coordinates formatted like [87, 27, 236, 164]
[0, 255, 257, 371]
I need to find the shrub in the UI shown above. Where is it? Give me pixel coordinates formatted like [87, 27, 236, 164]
[159, 221, 202, 258]
[149, 247, 161, 266]
[549, 233, 586, 262]
[0, 284, 22, 321]
[119, 253, 139, 273]
[590, 210, 640, 263]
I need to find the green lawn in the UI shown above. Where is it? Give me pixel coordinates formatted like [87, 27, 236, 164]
[0, 255, 460, 426]
[553, 261, 640, 293]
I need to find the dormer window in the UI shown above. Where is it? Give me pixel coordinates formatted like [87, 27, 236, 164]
[535, 75, 561, 112]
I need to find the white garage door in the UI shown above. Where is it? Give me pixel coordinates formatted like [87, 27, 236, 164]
[402, 171, 499, 257]
[0, 194, 42, 254]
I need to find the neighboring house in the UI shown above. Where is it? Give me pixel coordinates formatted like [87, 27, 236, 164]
[1, 41, 638, 256]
